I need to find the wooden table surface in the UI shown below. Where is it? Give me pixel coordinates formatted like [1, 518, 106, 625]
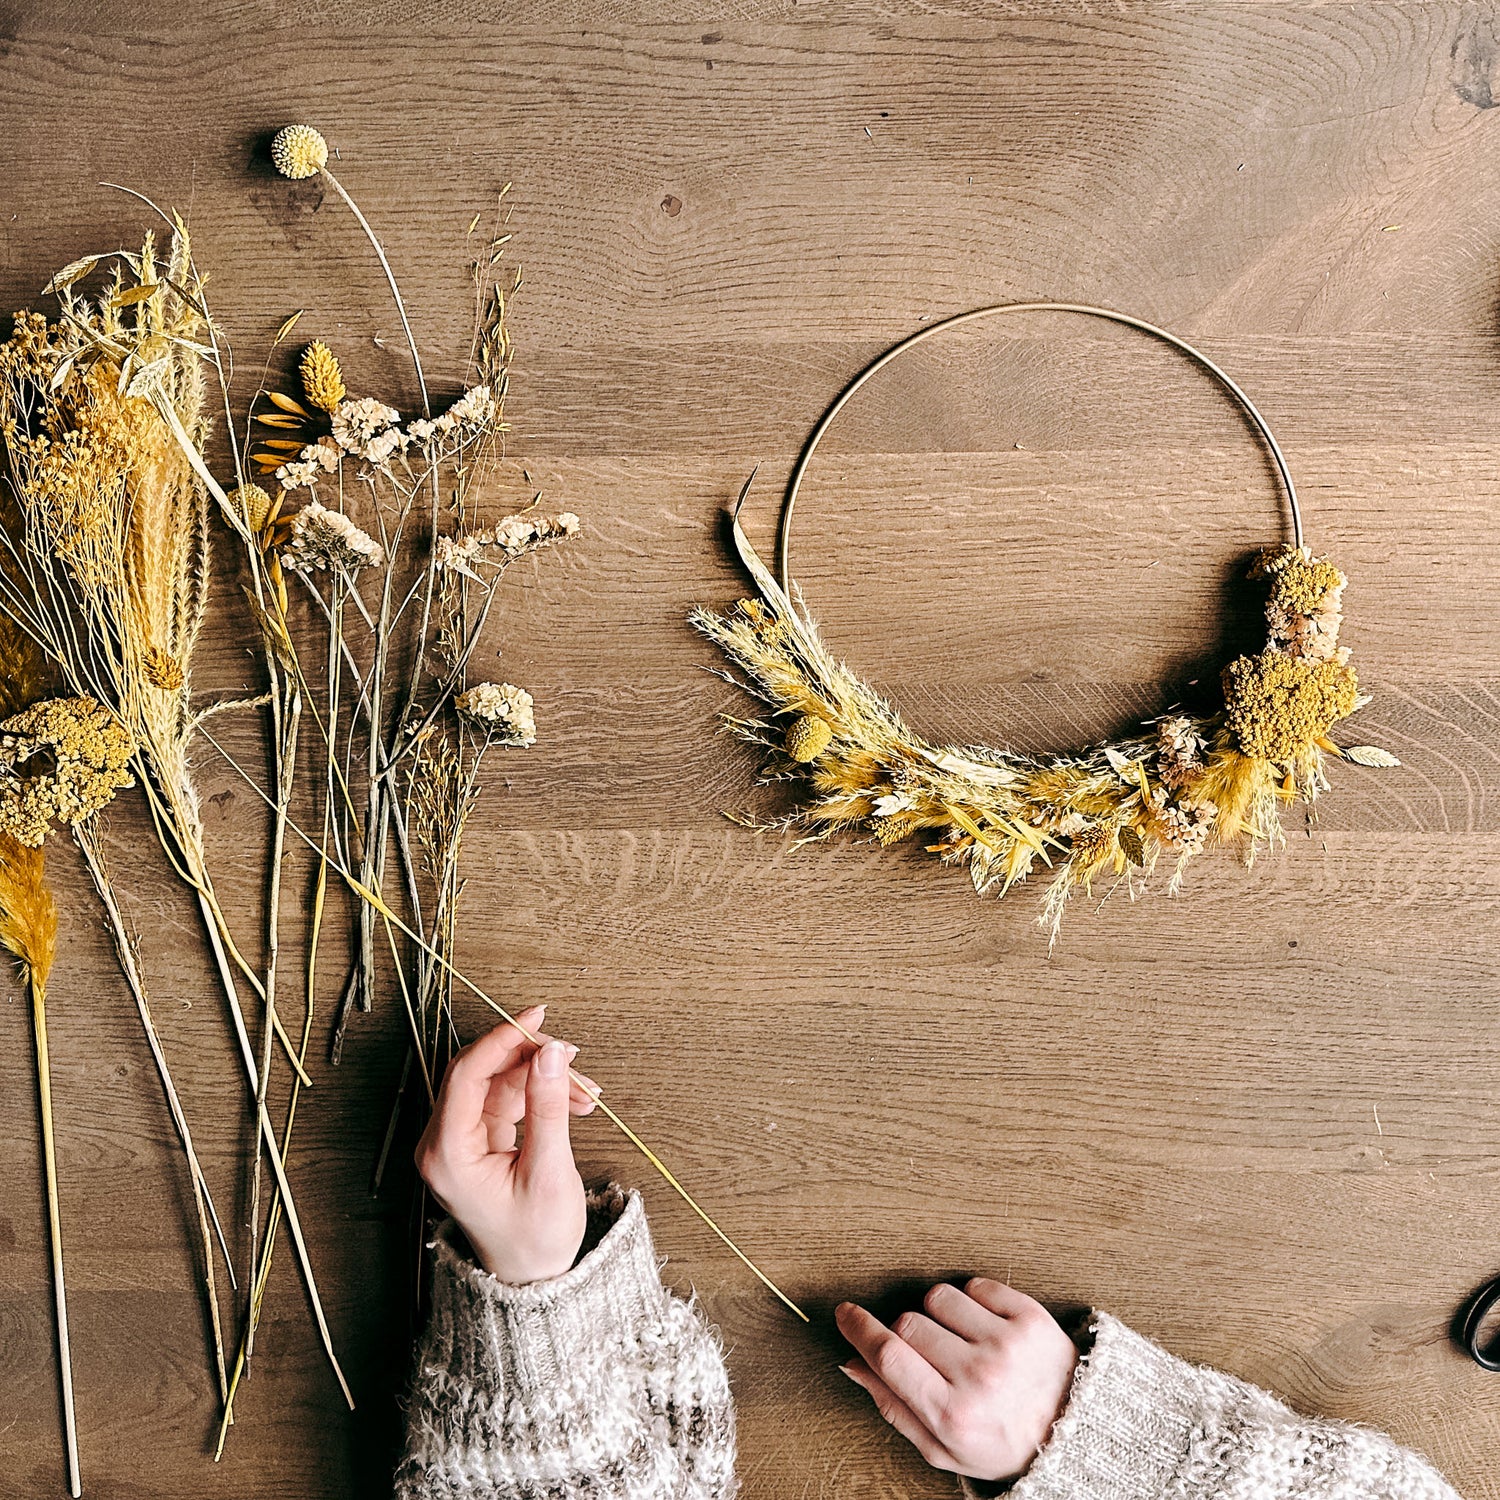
[4, 3, 1500, 1496]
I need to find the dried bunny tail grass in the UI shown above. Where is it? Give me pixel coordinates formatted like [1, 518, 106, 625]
[0, 832, 57, 987]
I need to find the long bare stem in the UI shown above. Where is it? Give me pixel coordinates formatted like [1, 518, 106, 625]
[319, 169, 430, 416]
[199, 725, 808, 1323]
[74, 823, 232, 1402]
[31, 974, 82, 1498]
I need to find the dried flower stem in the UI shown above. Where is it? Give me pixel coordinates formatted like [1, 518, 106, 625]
[199, 724, 808, 1323]
[74, 820, 232, 1400]
[30, 974, 81, 1497]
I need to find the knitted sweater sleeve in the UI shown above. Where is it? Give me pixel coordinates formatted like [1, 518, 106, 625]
[961, 1312, 1461, 1500]
[395, 1186, 736, 1500]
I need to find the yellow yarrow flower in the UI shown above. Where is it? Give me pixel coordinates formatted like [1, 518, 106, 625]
[0, 696, 135, 847]
[1222, 651, 1359, 765]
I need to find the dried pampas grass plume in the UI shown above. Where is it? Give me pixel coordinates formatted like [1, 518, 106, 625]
[271, 125, 328, 181]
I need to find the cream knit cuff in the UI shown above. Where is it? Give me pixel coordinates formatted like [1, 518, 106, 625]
[424, 1185, 670, 1389]
[959, 1313, 1195, 1500]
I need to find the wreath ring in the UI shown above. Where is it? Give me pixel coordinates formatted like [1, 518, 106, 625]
[692, 303, 1398, 942]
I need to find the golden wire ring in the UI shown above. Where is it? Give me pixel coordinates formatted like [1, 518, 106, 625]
[774, 301, 1304, 592]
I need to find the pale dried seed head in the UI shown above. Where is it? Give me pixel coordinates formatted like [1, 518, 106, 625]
[271, 125, 328, 180]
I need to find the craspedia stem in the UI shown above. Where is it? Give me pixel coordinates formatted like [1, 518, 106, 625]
[270, 125, 431, 414]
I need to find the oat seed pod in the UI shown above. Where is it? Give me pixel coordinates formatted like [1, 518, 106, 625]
[300, 341, 346, 414]
[271, 125, 328, 180]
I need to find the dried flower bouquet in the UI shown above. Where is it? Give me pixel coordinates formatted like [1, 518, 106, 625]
[0, 126, 797, 1493]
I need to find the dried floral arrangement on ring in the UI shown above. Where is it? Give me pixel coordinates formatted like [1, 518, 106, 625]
[694, 303, 1400, 944]
[1, 126, 798, 1498]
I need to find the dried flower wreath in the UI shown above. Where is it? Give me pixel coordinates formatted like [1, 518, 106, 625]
[695, 304, 1399, 942]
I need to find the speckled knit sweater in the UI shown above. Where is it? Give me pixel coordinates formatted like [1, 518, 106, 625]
[396, 1188, 1461, 1500]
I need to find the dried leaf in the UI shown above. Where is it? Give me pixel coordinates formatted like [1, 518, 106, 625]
[1118, 825, 1146, 866]
[1341, 744, 1401, 768]
[272, 311, 303, 347]
[258, 439, 305, 453]
[255, 412, 304, 429]
[241, 587, 295, 671]
[112, 283, 161, 307]
[1103, 745, 1135, 777]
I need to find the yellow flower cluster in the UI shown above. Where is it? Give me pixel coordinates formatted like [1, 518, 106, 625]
[1221, 652, 1358, 765]
[0, 696, 135, 847]
[1266, 551, 1345, 616]
[300, 341, 346, 414]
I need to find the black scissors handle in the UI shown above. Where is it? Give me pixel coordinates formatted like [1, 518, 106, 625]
[1460, 1274, 1500, 1370]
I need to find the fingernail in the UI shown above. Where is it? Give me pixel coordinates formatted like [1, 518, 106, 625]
[538, 1041, 568, 1077]
[837, 1365, 857, 1382]
[565, 1044, 580, 1062]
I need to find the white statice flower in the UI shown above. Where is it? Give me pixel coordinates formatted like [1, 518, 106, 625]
[276, 438, 341, 491]
[434, 511, 580, 580]
[454, 682, 536, 746]
[446, 384, 497, 428]
[282, 500, 385, 574]
[331, 396, 407, 464]
[407, 384, 498, 450]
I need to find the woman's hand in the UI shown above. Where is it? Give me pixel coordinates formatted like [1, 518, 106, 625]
[414, 1006, 601, 1283]
[836, 1280, 1078, 1483]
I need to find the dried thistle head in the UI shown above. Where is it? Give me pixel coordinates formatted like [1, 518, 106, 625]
[300, 341, 346, 414]
[271, 125, 328, 180]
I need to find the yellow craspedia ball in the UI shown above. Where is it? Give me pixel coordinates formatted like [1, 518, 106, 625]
[271, 125, 328, 180]
[785, 714, 832, 763]
[231, 483, 273, 531]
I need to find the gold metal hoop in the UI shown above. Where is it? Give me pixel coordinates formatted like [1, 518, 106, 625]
[773, 302, 1304, 591]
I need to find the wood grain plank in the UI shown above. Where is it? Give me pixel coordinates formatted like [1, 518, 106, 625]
[3, 4, 1500, 1498]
